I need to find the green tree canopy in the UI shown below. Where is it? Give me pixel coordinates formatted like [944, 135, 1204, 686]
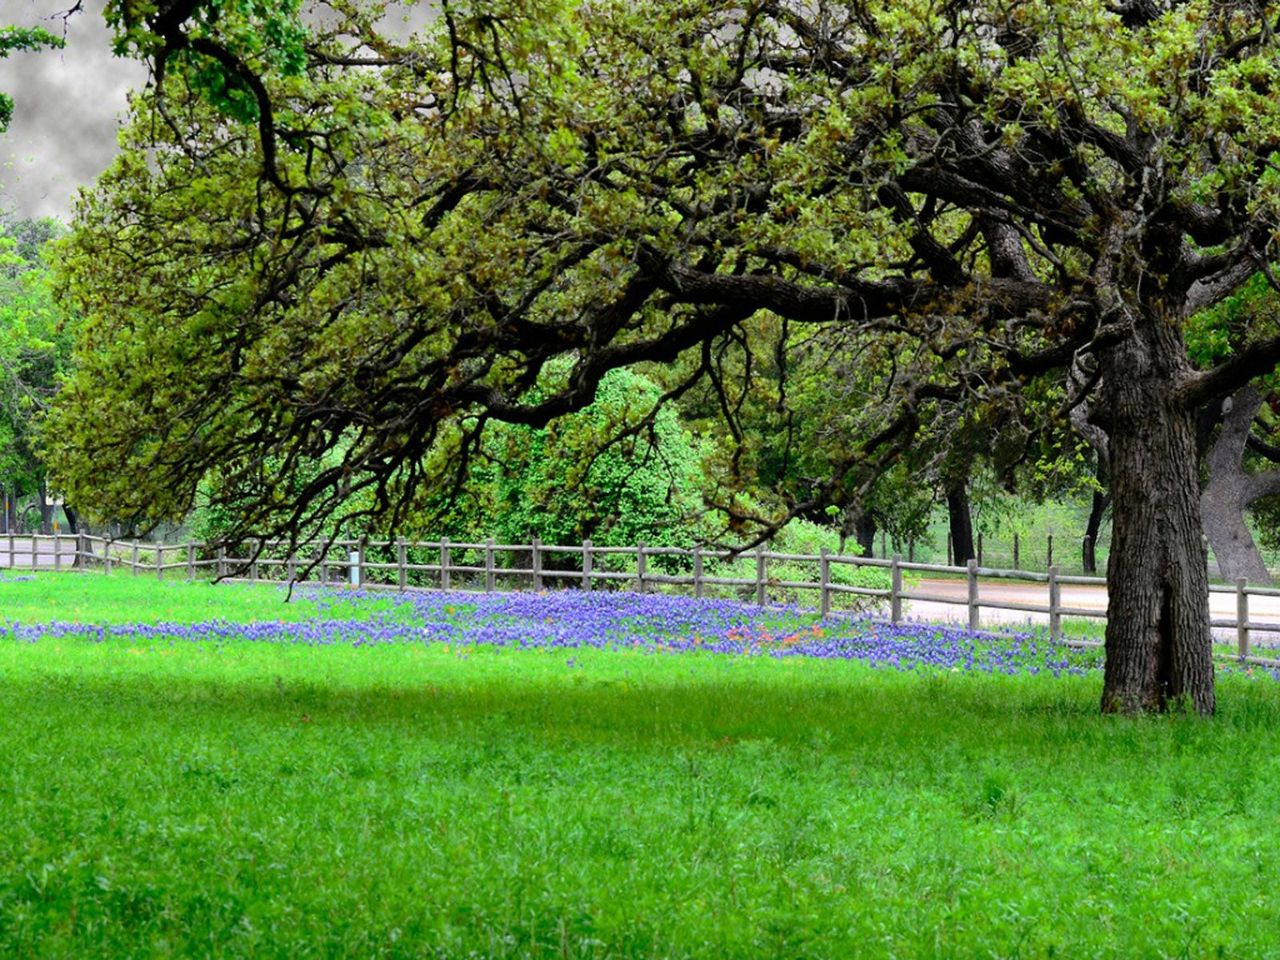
[45, 0, 1280, 714]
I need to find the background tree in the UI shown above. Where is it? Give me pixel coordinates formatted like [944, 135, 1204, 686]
[43, 0, 1280, 715]
[0, 217, 75, 532]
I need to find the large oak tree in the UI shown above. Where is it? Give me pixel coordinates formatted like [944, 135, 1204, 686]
[45, 0, 1280, 714]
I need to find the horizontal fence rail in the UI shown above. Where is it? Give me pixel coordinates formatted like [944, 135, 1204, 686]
[9, 533, 1280, 666]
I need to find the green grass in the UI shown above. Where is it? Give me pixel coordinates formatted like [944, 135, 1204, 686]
[0, 571, 380, 624]
[2, 575, 1280, 957]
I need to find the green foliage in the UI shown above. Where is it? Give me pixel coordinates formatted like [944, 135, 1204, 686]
[482, 366, 706, 549]
[0, 219, 76, 504]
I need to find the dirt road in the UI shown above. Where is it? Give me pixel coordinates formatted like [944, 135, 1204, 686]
[902, 577, 1280, 642]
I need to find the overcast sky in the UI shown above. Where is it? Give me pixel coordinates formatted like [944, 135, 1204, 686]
[1, 0, 146, 222]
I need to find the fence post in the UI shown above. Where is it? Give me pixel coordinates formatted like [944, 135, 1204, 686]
[977, 533, 984, 567]
[441, 537, 451, 590]
[318, 548, 327, 586]
[217, 546, 227, 578]
[890, 553, 903, 624]
[755, 545, 766, 606]
[531, 537, 543, 591]
[54, 532, 61, 572]
[1238, 577, 1250, 659]
[250, 546, 259, 582]
[132, 540, 139, 576]
[188, 543, 196, 580]
[1013, 533, 1020, 570]
[105, 539, 113, 575]
[1049, 565, 1062, 643]
[820, 548, 832, 617]
[636, 541, 647, 593]
[1047, 532, 1054, 568]
[7, 531, 13, 571]
[485, 538, 495, 592]
[156, 542, 163, 581]
[582, 539, 592, 591]
[76, 531, 85, 571]
[393, 540, 404, 591]
[357, 536, 367, 587]
[967, 559, 979, 631]
[693, 545, 704, 599]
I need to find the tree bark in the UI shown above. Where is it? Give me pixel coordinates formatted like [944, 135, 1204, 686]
[1200, 386, 1275, 585]
[1099, 322, 1214, 715]
[946, 484, 975, 566]
[855, 511, 876, 558]
[1083, 485, 1109, 575]
[36, 484, 52, 535]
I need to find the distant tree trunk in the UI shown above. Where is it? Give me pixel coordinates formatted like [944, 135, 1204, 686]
[36, 484, 52, 535]
[1200, 386, 1279, 586]
[855, 512, 876, 558]
[1099, 321, 1213, 715]
[946, 484, 975, 565]
[1083, 464, 1109, 575]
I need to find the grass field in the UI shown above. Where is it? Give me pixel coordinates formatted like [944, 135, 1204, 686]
[2, 574, 1279, 957]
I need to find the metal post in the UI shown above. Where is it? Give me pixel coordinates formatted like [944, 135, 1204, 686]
[1049, 565, 1062, 643]
[693, 545, 704, 599]
[532, 537, 543, 591]
[636, 542, 647, 593]
[582, 539, 592, 591]
[397, 540, 407, 591]
[755, 545, 766, 606]
[967, 559, 980, 631]
[485, 538, 495, 592]
[441, 537, 451, 591]
[890, 553, 903, 624]
[1238, 577, 1250, 659]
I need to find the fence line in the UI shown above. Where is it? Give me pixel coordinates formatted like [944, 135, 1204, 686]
[10, 533, 1280, 665]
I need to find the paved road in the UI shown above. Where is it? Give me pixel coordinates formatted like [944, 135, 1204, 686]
[0, 536, 81, 569]
[902, 577, 1280, 641]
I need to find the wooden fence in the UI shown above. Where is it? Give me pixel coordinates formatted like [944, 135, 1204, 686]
[11, 533, 1280, 666]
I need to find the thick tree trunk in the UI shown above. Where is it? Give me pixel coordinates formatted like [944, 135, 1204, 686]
[946, 484, 975, 565]
[1201, 386, 1274, 585]
[1100, 325, 1214, 715]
